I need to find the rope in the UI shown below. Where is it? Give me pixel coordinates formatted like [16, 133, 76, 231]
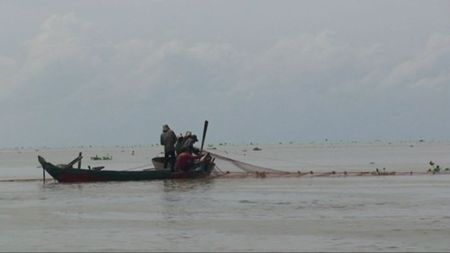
[0, 178, 52, 182]
[210, 164, 229, 178]
[211, 170, 439, 179]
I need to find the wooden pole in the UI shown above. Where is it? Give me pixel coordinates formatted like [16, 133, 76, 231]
[43, 167, 45, 184]
[200, 120, 209, 153]
[78, 152, 82, 169]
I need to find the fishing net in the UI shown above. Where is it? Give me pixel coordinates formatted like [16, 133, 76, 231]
[209, 150, 318, 178]
[208, 150, 435, 179]
[210, 152, 288, 173]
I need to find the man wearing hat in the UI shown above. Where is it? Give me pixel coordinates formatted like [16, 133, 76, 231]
[182, 134, 200, 155]
[160, 124, 177, 170]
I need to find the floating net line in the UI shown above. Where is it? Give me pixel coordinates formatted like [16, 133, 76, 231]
[210, 169, 440, 179]
[209, 152, 449, 179]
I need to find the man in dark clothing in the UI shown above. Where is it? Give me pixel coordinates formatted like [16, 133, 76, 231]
[175, 134, 185, 156]
[182, 134, 200, 154]
[160, 124, 177, 170]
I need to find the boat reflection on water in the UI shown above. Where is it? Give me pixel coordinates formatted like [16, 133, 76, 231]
[161, 178, 215, 193]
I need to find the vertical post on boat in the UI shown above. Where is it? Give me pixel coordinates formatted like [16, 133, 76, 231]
[200, 120, 208, 153]
[78, 152, 82, 169]
[42, 167, 45, 184]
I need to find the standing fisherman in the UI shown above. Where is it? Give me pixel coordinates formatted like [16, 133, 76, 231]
[160, 124, 177, 171]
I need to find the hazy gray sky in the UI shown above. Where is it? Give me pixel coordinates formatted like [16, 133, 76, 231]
[0, 0, 449, 147]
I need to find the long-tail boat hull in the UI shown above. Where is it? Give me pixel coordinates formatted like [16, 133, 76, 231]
[38, 155, 214, 183]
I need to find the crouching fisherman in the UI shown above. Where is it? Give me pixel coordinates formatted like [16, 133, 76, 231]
[175, 148, 209, 172]
[182, 134, 200, 155]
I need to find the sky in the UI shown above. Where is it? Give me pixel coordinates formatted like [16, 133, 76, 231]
[0, 0, 449, 148]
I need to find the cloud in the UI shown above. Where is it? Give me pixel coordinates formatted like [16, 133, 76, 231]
[225, 30, 396, 122]
[6, 13, 448, 109]
[17, 13, 240, 103]
[5, 13, 95, 108]
[383, 34, 450, 91]
[0, 13, 246, 146]
[0, 56, 18, 99]
[0, 11, 449, 146]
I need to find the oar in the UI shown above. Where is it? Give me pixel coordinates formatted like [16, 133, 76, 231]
[200, 120, 209, 153]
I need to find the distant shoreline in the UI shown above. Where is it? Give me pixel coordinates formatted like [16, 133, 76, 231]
[1, 139, 449, 151]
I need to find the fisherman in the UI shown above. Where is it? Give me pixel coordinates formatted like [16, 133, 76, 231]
[160, 124, 177, 171]
[175, 133, 185, 156]
[175, 147, 200, 172]
[175, 147, 209, 172]
[183, 134, 200, 154]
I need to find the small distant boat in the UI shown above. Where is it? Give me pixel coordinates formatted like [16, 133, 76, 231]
[90, 155, 102, 161]
[102, 154, 112, 160]
[90, 154, 112, 160]
[38, 155, 214, 183]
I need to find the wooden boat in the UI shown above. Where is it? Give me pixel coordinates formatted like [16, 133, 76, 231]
[39, 120, 213, 183]
[152, 156, 167, 170]
[38, 154, 215, 183]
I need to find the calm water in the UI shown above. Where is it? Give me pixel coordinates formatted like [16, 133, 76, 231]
[1, 142, 449, 252]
